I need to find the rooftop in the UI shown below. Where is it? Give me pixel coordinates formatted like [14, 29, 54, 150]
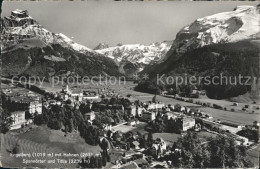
[120, 162, 139, 169]
[72, 89, 82, 94]
[3, 87, 39, 97]
[11, 111, 25, 114]
[10, 96, 38, 103]
[181, 117, 195, 122]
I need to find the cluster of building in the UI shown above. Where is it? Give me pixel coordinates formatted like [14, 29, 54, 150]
[2, 84, 42, 130]
[2, 84, 113, 130]
[81, 99, 200, 133]
[42, 85, 101, 110]
[49, 86, 199, 133]
[57, 85, 100, 102]
[112, 152, 148, 169]
[126, 102, 165, 120]
[113, 138, 168, 168]
[125, 103, 199, 132]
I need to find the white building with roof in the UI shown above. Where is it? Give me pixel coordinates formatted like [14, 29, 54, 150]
[10, 111, 27, 130]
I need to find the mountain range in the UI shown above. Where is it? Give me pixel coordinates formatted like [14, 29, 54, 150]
[1, 9, 172, 78]
[142, 5, 260, 99]
[94, 41, 172, 75]
[163, 5, 259, 61]
[1, 5, 259, 100]
[1, 9, 120, 79]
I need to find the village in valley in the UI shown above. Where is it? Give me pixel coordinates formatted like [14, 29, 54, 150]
[1, 1, 260, 168]
[1, 78, 259, 168]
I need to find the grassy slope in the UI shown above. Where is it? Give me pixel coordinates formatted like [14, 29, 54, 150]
[1, 125, 101, 168]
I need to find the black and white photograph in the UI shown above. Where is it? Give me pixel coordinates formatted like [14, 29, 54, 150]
[0, 0, 259, 168]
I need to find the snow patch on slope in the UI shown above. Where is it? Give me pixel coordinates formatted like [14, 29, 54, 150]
[56, 33, 94, 53]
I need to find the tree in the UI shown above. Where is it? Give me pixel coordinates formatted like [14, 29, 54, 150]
[101, 94, 105, 101]
[68, 119, 74, 132]
[139, 135, 146, 148]
[147, 132, 153, 147]
[208, 134, 251, 168]
[151, 119, 166, 133]
[42, 107, 50, 122]
[79, 103, 91, 114]
[110, 97, 116, 105]
[179, 84, 193, 97]
[86, 132, 96, 145]
[171, 132, 210, 167]
[34, 114, 45, 125]
[107, 153, 111, 162]
[0, 108, 13, 133]
[171, 132, 252, 168]
[81, 156, 90, 168]
[25, 111, 32, 120]
[100, 138, 109, 151]
[93, 119, 102, 128]
[150, 147, 158, 158]
[168, 86, 180, 95]
[237, 129, 259, 142]
[12, 143, 20, 154]
[134, 100, 140, 106]
[195, 118, 204, 128]
[101, 116, 112, 125]
[134, 81, 162, 94]
[152, 95, 158, 103]
[107, 130, 112, 139]
[65, 99, 72, 105]
[97, 156, 102, 168]
[89, 156, 95, 168]
[126, 142, 130, 150]
[73, 109, 84, 130]
[174, 104, 181, 112]
[102, 155, 107, 167]
[47, 118, 62, 130]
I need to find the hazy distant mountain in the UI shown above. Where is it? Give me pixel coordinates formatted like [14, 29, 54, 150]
[95, 41, 172, 75]
[1, 9, 120, 78]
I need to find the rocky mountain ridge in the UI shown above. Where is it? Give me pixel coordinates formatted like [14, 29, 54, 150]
[1, 9, 120, 78]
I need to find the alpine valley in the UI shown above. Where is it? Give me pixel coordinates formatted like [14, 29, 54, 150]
[1, 6, 260, 100]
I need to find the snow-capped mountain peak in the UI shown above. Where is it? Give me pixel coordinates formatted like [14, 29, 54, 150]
[95, 41, 172, 65]
[55, 33, 94, 53]
[94, 43, 109, 50]
[168, 5, 260, 56]
[11, 9, 30, 18]
[1, 9, 121, 78]
[1, 9, 94, 54]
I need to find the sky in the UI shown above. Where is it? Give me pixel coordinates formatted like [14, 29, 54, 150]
[2, 1, 259, 49]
